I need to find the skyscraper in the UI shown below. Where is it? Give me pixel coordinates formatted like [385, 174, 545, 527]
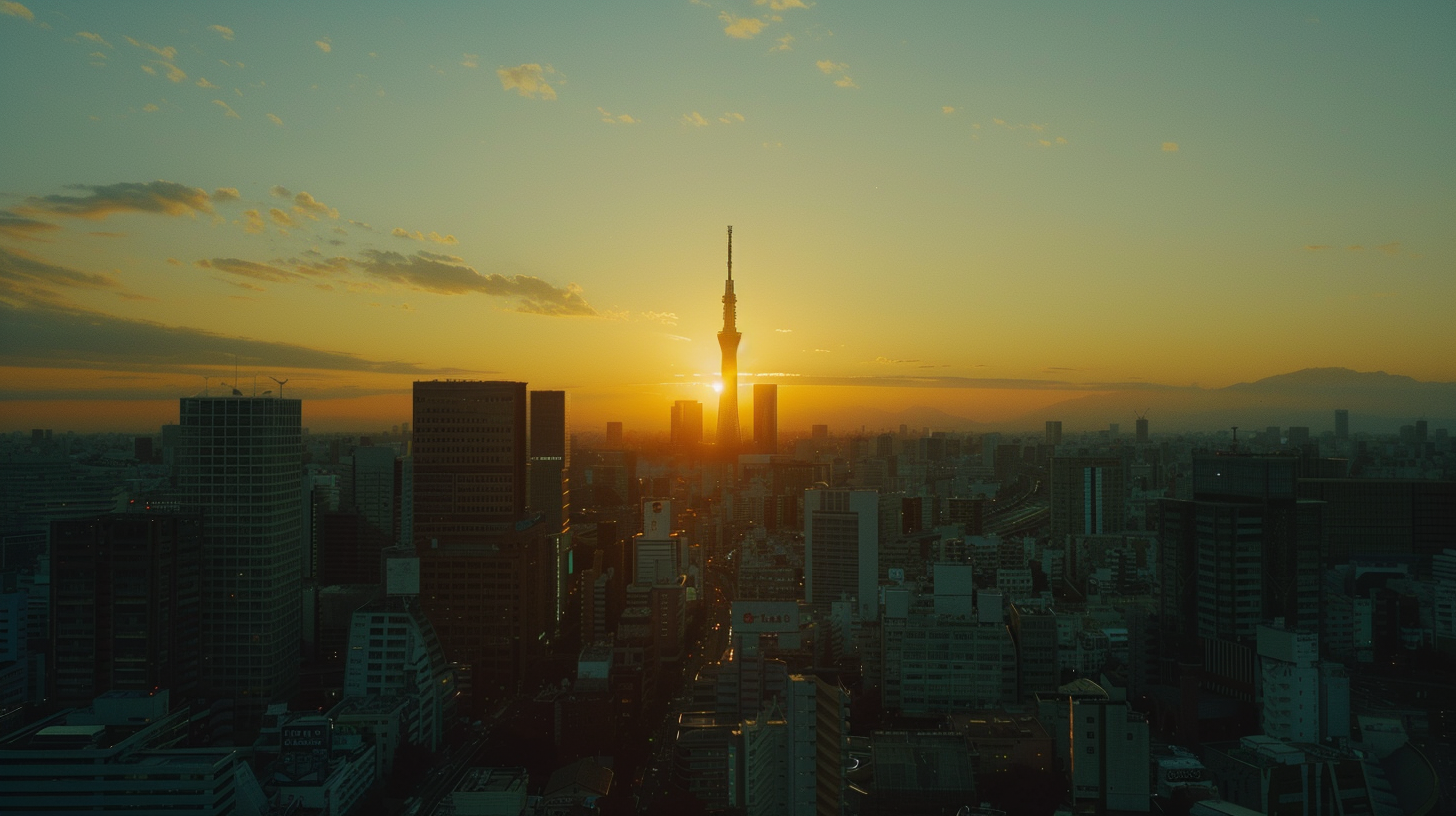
[1049, 456, 1126, 543]
[716, 226, 741, 455]
[1044, 420, 1062, 446]
[803, 488, 879, 620]
[529, 390, 569, 534]
[670, 400, 704, 447]
[178, 395, 303, 728]
[1334, 409, 1349, 440]
[412, 380, 528, 546]
[753, 383, 777, 454]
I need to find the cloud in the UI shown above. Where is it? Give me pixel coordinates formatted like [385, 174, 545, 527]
[770, 34, 794, 52]
[267, 113, 283, 126]
[874, 356, 921, 364]
[719, 12, 766, 39]
[597, 107, 637, 124]
[816, 59, 847, 74]
[756, 0, 810, 8]
[268, 208, 295, 227]
[0, 210, 61, 241]
[391, 228, 458, 245]
[354, 249, 596, 316]
[213, 99, 241, 118]
[292, 191, 338, 219]
[833, 75, 858, 88]
[209, 24, 234, 40]
[1347, 245, 1363, 252]
[942, 106, 955, 114]
[681, 111, 709, 127]
[775, 328, 793, 333]
[196, 77, 217, 88]
[497, 63, 557, 99]
[460, 53, 478, 68]
[1304, 245, 1328, 252]
[0, 246, 121, 308]
[77, 31, 111, 47]
[240, 209, 265, 234]
[0, 301, 466, 377]
[195, 257, 301, 283]
[718, 112, 745, 124]
[1, 2, 34, 21]
[315, 37, 331, 53]
[1376, 242, 1401, 257]
[270, 185, 292, 198]
[154, 61, 187, 83]
[124, 36, 177, 61]
[638, 311, 679, 326]
[1162, 142, 1179, 152]
[19, 180, 213, 221]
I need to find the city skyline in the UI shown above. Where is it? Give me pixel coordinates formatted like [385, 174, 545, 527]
[2, 2, 1454, 434]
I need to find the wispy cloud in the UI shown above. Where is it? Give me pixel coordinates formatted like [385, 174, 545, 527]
[460, 53, 478, 68]
[816, 59, 856, 88]
[1162, 142, 1179, 152]
[719, 12, 766, 39]
[756, 0, 810, 9]
[681, 111, 709, 127]
[77, 31, 111, 47]
[497, 63, 558, 100]
[268, 208, 295, 228]
[1376, 241, 1402, 257]
[391, 227, 458, 245]
[1304, 245, 1328, 252]
[942, 106, 955, 114]
[1, 2, 35, 22]
[0, 246, 121, 308]
[240, 209, 265, 234]
[267, 113, 283, 126]
[315, 37, 332, 53]
[775, 328, 793, 333]
[770, 34, 794, 52]
[270, 185, 292, 198]
[209, 24, 234, 40]
[292, 191, 338, 219]
[211, 188, 240, 202]
[196, 257, 302, 283]
[0, 211, 60, 241]
[124, 36, 177, 61]
[196, 77, 218, 88]
[718, 112, 745, 124]
[597, 107, 637, 124]
[19, 180, 213, 221]
[355, 249, 596, 316]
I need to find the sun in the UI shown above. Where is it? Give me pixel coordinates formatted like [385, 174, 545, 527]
[711, 381, 724, 393]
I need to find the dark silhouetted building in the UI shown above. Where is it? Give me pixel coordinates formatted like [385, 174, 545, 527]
[753, 384, 778, 454]
[529, 390, 570, 534]
[671, 400, 704, 447]
[49, 513, 202, 706]
[1050, 456, 1125, 543]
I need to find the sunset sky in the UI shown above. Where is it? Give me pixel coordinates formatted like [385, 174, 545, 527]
[2, 1, 1453, 434]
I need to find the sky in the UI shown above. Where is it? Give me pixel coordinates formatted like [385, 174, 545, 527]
[2, 1, 1453, 435]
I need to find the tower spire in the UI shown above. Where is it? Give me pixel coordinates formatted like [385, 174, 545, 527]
[727, 225, 733, 281]
[716, 225, 742, 456]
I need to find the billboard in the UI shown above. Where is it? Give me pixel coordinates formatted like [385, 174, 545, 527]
[731, 601, 800, 634]
[643, 499, 672, 540]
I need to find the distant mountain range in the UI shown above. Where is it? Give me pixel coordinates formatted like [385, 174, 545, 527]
[827, 369, 1456, 435]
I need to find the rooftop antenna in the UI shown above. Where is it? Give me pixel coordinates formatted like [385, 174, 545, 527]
[1136, 408, 1150, 420]
[269, 377, 289, 399]
[727, 225, 732, 281]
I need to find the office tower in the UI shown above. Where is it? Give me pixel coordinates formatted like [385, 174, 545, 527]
[753, 384, 778, 454]
[1045, 421, 1062, 446]
[529, 390, 570, 534]
[178, 395, 303, 727]
[804, 488, 879, 620]
[350, 445, 397, 542]
[605, 421, 623, 448]
[716, 226, 742, 455]
[1294, 478, 1456, 563]
[670, 400, 704, 447]
[1334, 409, 1349, 440]
[1135, 417, 1149, 444]
[1066, 698, 1151, 812]
[811, 424, 828, 441]
[49, 513, 202, 706]
[1049, 456, 1126, 543]
[412, 380, 528, 546]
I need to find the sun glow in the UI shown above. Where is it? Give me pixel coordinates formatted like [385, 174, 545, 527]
[711, 381, 724, 394]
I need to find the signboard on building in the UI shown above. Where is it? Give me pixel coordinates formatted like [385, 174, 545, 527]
[643, 499, 672, 540]
[731, 600, 800, 634]
[386, 556, 420, 596]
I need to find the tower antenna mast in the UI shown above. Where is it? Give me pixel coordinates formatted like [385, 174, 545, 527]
[727, 225, 733, 280]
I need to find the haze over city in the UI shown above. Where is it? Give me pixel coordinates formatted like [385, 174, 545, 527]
[3, 1, 1453, 434]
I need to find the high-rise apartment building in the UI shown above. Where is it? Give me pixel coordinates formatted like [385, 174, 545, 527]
[1045, 421, 1062, 446]
[1050, 456, 1125, 544]
[1136, 417, 1150, 444]
[753, 384, 777, 454]
[178, 395, 303, 727]
[803, 488, 879, 620]
[412, 380, 528, 546]
[670, 400, 704, 447]
[529, 390, 569, 534]
[350, 445, 397, 542]
[49, 513, 202, 706]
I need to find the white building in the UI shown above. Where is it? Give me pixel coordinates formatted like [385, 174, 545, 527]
[1256, 623, 1319, 744]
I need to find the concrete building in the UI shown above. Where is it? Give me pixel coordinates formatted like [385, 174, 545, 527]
[1045, 421, 1063, 446]
[1256, 623, 1319, 744]
[178, 395, 303, 731]
[48, 513, 201, 707]
[412, 380, 529, 545]
[1203, 736, 1378, 816]
[1009, 603, 1059, 700]
[349, 445, 398, 542]
[882, 586, 1018, 714]
[0, 691, 269, 815]
[1067, 697, 1151, 812]
[671, 399, 704, 446]
[804, 488, 880, 620]
[529, 389, 570, 535]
